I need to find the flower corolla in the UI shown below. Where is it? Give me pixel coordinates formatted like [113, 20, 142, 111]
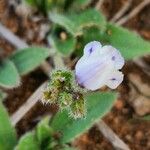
[75, 41, 124, 91]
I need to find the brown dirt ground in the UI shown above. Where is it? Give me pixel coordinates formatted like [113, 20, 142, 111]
[0, 0, 150, 150]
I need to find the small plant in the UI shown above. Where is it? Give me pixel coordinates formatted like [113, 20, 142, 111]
[42, 41, 125, 119]
[0, 0, 150, 150]
[42, 69, 86, 119]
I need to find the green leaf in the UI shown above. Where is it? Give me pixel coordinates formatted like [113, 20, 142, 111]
[142, 115, 150, 121]
[0, 90, 7, 101]
[72, 0, 92, 8]
[0, 60, 20, 88]
[49, 12, 77, 35]
[25, 0, 37, 6]
[49, 30, 76, 56]
[25, 0, 49, 15]
[49, 9, 106, 36]
[36, 117, 53, 146]
[101, 23, 150, 59]
[136, 115, 150, 121]
[51, 92, 116, 143]
[75, 27, 102, 56]
[15, 132, 40, 150]
[10, 47, 50, 75]
[47, 0, 67, 11]
[0, 102, 17, 150]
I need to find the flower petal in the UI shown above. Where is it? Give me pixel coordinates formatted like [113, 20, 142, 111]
[100, 45, 124, 69]
[83, 41, 102, 57]
[75, 57, 114, 90]
[75, 41, 125, 91]
[105, 70, 124, 89]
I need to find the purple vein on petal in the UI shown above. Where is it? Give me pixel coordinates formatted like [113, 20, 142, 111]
[76, 61, 105, 86]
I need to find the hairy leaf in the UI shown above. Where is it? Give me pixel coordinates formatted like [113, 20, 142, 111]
[15, 132, 40, 150]
[49, 9, 106, 36]
[51, 92, 116, 143]
[0, 60, 20, 88]
[49, 30, 76, 56]
[75, 27, 102, 56]
[10, 47, 50, 75]
[36, 117, 53, 147]
[101, 24, 150, 59]
[0, 102, 17, 150]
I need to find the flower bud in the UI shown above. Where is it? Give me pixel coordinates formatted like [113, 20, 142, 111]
[75, 41, 125, 91]
[69, 92, 85, 119]
[50, 70, 73, 91]
[58, 92, 73, 109]
[42, 88, 59, 104]
[42, 70, 87, 119]
[42, 70, 73, 104]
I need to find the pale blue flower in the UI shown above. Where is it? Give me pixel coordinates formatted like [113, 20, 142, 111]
[75, 41, 125, 91]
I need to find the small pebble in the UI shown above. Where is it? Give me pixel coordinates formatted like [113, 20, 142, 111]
[114, 99, 124, 110]
[135, 131, 143, 140]
[125, 135, 132, 142]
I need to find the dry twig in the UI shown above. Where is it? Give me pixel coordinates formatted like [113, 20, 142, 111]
[110, 0, 132, 22]
[10, 81, 47, 126]
[95, 0, 105, 10]
[96, 120, 131, 150]
[0, 23, 28, 49]
[134, 58, 150, 76]
[116, 0, 150, 25]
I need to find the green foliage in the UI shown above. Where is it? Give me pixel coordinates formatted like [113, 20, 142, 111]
[25, 0, 67, 14]
[10, 47, 50, 75]
[58, 92, 73, 108]
[25, 0, 37, 6]
[69, 94, 85, 119]
[136, 115, 150, 121]
[16, 118, 53, 150]
[49, 30, 76, 56]
[43, 70, 86, 119]
[47, 0, 67, 11]
[0, 90, 7, 101]
[36, 117, 53, 147]
[76, 23, 150, 58]
[43, 70, 73, 104]
[49, 11, 150, 58]
[75, 27, 102, 56]
[101, 23, 150, 59]
[49, 9, 106, 36]
[15, 132, 40, 150]
[16, 117, 73, 150]
[25, 0, 91, 14]
[49, 9, 106, 56]
[51, 92, 116, 143]
[0, 60, 20, 88]
[0, 47, 50, 89]
[2, 2, 150, 150]
[142, 115, 150, 121]
[72, 0, 92, 9]
[0, 102, 17, 150]
[25, 0, 49, 15]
